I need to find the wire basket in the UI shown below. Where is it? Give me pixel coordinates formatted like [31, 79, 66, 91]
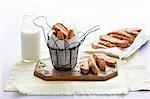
[47, 43, 80, 71]
[33, 16, 100, 71]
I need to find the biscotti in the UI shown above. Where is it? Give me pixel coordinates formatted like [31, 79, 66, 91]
[100, 35, 129, 48]
[68, 29, 75, 39]
[108, 31, 135, 39]
[123, 28, 142, 35]
[98, 40, 117, 48]
[88, 55, 99, 75]
[80, 61, 89, 74]
[96, 58, 106, 71]
[79, 54, 117, 75]
[108, 34, 134, 44]
[91, 42, 108, 49]
[92, 27, 142, 49]
[52, 23, 75, 40]
[94, 54, 117, 67]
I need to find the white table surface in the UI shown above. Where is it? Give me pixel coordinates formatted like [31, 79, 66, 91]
[1, 0, 150, 98]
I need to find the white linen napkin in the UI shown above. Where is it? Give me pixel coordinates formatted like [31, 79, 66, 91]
[4, 51, 150, 95]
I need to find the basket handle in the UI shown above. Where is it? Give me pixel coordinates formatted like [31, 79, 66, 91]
[33, 16, 51, 44]
[78, 25, 100, 44]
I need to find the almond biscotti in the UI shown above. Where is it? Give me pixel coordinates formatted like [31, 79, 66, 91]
[91, 27, 142, 49]
[100, 35, 129, 48]
[80, 61, 89, 74]
[88, 55, 99, 75]
[52, 23, 75, 40]
[98, 40, 117, 48]
[122, 28, 142, 35]
[80, 54, 117, 75]
[108, 33, 134, 44]
[93, 54, 117, 67]
[91, 42, 108, 49]
[108, 31, 135, 39]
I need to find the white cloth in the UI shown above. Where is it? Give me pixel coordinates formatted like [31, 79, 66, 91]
[4, 51, 150, 95]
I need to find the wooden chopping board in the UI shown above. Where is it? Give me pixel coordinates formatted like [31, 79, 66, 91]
[34, 58, 118, 81]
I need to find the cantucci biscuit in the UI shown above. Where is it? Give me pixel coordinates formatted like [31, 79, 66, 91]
[88, 55, 99, 75]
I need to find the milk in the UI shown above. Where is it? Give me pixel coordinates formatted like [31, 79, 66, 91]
[21, 13, 40, 62]
[21, 30, 40, 62]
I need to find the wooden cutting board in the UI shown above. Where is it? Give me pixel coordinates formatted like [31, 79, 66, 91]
[34, 58, 118, 81]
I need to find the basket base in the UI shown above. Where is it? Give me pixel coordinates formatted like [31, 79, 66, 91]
[34, 58, 118, 81]
[53, 66, 76, 71]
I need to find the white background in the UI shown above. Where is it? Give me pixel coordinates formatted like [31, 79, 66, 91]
[0, 0, 150, 99]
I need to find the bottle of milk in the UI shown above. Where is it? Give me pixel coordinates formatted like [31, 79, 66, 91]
[21, 13, 40, 62]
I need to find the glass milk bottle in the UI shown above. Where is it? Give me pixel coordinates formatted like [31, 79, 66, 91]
[21, 13, 40, 62]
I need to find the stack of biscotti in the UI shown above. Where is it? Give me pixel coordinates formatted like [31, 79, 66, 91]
[80, 54, 117, 75]
[52, 23, 75, 40]
[92, 28, 142, 49]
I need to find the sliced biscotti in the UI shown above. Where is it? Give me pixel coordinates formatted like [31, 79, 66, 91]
[88, 55, 99, 75]
[79, 54, 117, 75]
[122, 28, 142, 35]
[68, 29, 75, 39]
[108, 31, 135, 39]
[98, 40, 117, 48]
[52, 23, 75, 40]
[80, 61, 89, 74]
[52, 23, 69, 40]
[91, 42, 108, 49]
[100, 35, 129, 48]
[94, 54, 117, 67]
[108, 33, 134, 44]
[91, 27, 142, 50]
[94, 56, 106, 71]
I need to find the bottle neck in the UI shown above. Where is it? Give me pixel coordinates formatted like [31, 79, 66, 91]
[21, 13, 38, 33]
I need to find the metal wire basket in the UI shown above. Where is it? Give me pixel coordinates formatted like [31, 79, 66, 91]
[47, 42, 80, 71]
[33, 16, 100, 71]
